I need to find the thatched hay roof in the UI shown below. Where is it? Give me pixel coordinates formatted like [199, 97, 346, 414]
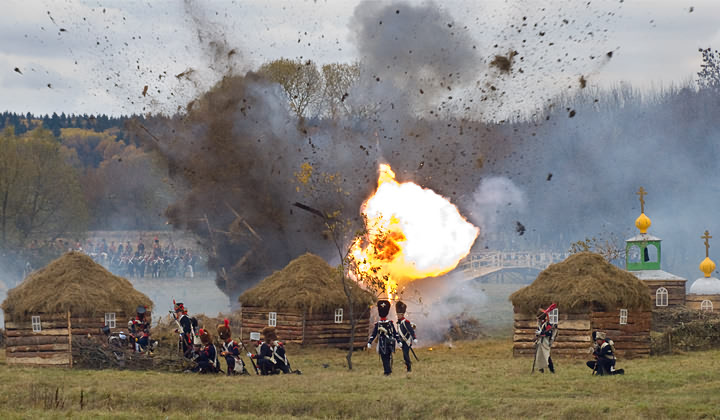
[510, 252, 651, 313]
[2, 252, 153, 318]
[239, 253, 374, 313]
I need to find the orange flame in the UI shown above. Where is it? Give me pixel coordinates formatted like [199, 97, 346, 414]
[351, 164, 479, 298]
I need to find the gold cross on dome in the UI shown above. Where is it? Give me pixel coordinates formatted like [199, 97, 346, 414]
[702, 230, 712, 258]
[636, 187, 647, 213]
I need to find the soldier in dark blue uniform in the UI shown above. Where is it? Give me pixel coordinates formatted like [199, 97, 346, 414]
[173, 301, 196, 358]
[368, 299, 400, 376]
[193, 328, 219, 374]
[587, 331, 625, 376]
[395, 301, 417, 373]
[128, 305, 152, 353]
[216, 319, 247, 375]
[247, 327, 290, 375]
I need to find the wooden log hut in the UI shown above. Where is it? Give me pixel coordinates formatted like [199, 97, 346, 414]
[1, 252, 153, 367]
[510, 252, 652, 359]
[238, 253, 374, 348]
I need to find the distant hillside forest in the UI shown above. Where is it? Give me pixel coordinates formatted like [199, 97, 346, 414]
[0, 112, 173, 246]
[0, 111, 135, 138]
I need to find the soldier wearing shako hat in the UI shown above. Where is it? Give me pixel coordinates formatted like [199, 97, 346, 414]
[128, 305, 152, 353]
[587, 331, 624, 376]
[368, 299, 400, 375]
[395, 301, 418, 373]
[172, 300, 197, 358]
[247, 327, 290, 375]
[193, 328, 219, 373]
[217, 319, 247, 375]
[533, 303, 558, 374]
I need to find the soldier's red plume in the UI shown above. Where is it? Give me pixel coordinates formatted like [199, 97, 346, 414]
[224, 319, 229, 328]
[543, 303, 557, 313]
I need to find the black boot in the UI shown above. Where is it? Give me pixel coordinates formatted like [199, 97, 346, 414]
[548, 357, 555, 374]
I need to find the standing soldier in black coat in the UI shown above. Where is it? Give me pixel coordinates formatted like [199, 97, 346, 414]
[173, 301, 196, 358]
[216, 319, 247, 375]
[395, 301, 418, 373]
[368, 299, 400, 376]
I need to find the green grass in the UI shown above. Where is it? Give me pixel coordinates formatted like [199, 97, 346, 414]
[0, 339, 719, 419]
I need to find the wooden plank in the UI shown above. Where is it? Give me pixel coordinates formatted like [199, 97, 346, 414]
[67, 310, 73, 369]
[558, 319, 591, 330]
[5, 329, 69, 337]
[7, 344, 70, 353]
[6, 336, 68, 346]
[6, 354, 71, 366]
[6, 351, 71, 359]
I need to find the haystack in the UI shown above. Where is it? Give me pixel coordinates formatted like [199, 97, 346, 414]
[510, 252, 652, 359]
[2, 252, 153, 367]
[239, 253, 374, 348]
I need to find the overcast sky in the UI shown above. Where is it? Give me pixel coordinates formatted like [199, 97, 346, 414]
[1, 0, 719, 116]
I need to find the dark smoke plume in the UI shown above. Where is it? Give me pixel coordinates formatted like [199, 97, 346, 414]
[140, 0, 624, 303]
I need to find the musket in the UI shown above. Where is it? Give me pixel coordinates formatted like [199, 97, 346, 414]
[239, 341, 259, 375]
[409, 346, 420, 362]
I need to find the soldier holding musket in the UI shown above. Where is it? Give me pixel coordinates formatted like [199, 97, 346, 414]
[395, 301, 418, 373]
[533, 303, 558, 374]
[368, 299, 400, 376]
[587, 331, 625, 376]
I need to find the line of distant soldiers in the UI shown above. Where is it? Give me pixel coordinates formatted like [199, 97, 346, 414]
[171, 302, 296, 375]
[533, 303, 625, 376]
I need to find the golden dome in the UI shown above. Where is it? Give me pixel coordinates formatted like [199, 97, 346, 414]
[635, 213, 651, 234]
[700, 257, 716, 278]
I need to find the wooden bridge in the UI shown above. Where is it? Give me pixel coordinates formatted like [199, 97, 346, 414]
[458, 250, 569, 280]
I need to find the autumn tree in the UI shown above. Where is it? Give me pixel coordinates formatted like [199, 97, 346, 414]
[257, 58, 323, 119]
[569, 231, 627, 266]
[293, 163, 388, 370]
[0, 127, 88, 249]
[697, 48, 720, 91]
[321, 62, 360, 119]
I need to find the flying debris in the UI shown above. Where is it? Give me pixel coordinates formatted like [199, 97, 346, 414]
[14, 67, 22, 75]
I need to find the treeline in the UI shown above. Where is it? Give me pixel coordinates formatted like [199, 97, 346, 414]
[0, 111, 139, 138]
[0, 122, 174, 252]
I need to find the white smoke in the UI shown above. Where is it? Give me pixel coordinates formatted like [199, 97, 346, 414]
[470, 176, 527, 234]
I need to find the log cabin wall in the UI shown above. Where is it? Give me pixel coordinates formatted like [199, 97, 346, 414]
[240, 306, 370, 348]
[590, 310, 651, 358]
[4, 310, 127, 367]
[5, 312, 72, 366]
[645, 281, 686, 308]
[513, 311, 592, 358]
[686, 295, 720, 312]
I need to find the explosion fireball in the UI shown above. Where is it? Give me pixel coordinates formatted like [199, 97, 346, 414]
[351, 164, 479, 298]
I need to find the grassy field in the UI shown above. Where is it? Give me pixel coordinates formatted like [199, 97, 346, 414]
[0, 339, 719, 419]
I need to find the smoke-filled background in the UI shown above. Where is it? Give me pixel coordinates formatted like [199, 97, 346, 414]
[3, 0, 720, 336]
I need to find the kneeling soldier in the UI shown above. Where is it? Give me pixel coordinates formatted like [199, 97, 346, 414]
[247, 327, 289, 375]
[217, 319, 247, 375]
[193, 328, 219, 374]
[587, 331, 625, 376]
